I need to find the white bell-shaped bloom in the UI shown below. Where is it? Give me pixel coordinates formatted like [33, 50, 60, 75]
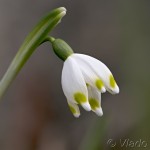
[61, 53, 119, 118]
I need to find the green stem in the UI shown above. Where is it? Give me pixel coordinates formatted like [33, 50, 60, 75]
[41, 36, 56, 45]
[44, 36, 55, 43]
[79, 117, 107, 150]
[0, 7, 66, 99]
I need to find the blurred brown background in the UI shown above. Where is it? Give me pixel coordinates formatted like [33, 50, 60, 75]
[0, 0, 150, 150]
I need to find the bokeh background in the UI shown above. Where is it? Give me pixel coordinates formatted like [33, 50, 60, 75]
[0, 0, 150, 150]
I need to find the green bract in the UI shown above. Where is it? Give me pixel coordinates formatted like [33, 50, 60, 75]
[0, 7, 66, 99]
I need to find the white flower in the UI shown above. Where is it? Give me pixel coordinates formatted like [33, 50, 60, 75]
[61, 53, 119, 118]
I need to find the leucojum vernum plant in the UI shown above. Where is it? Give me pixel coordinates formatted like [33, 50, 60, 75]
[0, 7, 119, 118]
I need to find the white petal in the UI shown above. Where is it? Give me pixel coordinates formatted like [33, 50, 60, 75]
[95, 107, 103, 116]
[72, 54, 119, 94]
[67, 100, 80, 118]
[71, 55, 106, 93]
[88, 85, 101, 103]
[87, 85, 103, 116]
[81, 102, 91, 111]
[61, 56, 91, 111]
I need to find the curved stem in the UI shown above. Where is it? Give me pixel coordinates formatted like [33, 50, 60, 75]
[0, 7, 66, 99]
[41, 36, 55, 44]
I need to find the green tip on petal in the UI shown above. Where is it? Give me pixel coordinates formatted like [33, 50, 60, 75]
[89, 98, 100, 110]
[86, 83, 90, 87]
[95, 79, 104, 90]
[74, 92, 87, 104]
[69, 105, 76, 114]
[68, 104, 80, 118]
[109, 75, 116, 88]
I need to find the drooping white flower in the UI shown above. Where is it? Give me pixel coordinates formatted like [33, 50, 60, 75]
[61, 53, 119, 118]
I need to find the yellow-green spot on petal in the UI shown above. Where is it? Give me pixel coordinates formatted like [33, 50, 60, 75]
[109, 75, 116, 88]
[74, 92, 87, 104]
[86, 83, 89, 87]
[69, 105, 76, 114]
[95, 79, 104, 90]
[89, 98, 100, 110]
